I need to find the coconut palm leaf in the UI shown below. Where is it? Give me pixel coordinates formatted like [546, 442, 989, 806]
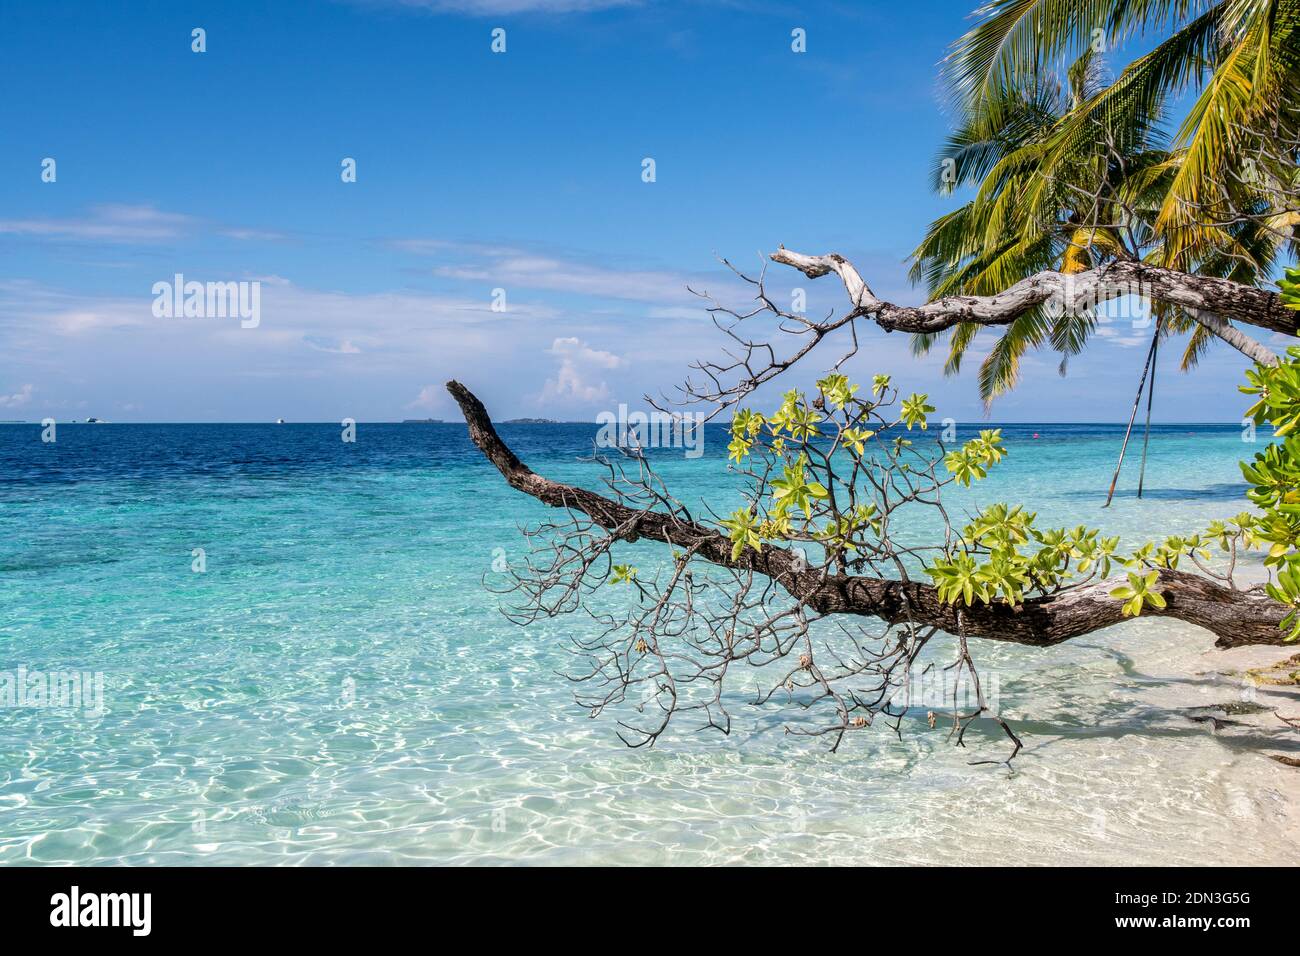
[910, 0, 1300, 403]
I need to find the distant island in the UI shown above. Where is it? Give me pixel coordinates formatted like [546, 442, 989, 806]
[500, 417, 558, 424]
[401, 418, 445, 423]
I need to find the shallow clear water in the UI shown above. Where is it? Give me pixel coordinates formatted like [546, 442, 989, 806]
[0, 421, 1295, 865]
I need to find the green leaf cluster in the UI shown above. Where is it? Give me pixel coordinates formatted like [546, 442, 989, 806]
[927, 504, 1117, 607]
[1279, 266, 1300, 311]
[943, 429, 1005, 485]
[1110, 571, 1166, 617]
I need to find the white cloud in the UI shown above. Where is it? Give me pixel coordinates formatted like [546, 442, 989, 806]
[0, 281, 150, 335]
[0, 203, 286, 245]
[407, 385, 445, 410]
[304, 335, 362, 354]
[0, 204, 193, 243]
[0, 384, 33, 408]
[1094, 326, 1149, 348]
[0, 277, 558, 343]
[539, 336, 625, 405]
[220, 227, 289, 242]
[0, 277, 571, 419]
[393, 239, 705, 305]
[549, 336, 624, 369]
[435, 254, 693, 303]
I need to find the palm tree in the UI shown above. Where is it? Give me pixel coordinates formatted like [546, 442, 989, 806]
[947, 0, 1300, 225]
[910, 49, 1167, 400]
[913, 0, 1300, 404]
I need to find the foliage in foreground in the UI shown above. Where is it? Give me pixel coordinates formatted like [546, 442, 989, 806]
[705, 356, 1298, 638]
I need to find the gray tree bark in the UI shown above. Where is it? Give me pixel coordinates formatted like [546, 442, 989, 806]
[770, 249, 1288, 365]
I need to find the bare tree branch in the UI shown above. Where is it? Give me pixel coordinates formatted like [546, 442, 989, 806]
[447, 380, 1291, 650]
[770, 248, 1287, 365]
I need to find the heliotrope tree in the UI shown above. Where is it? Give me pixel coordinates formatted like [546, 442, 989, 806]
[447, 316, 1296, 761]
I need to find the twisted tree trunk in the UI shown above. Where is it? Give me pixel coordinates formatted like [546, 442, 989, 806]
[770, 249, 1288, 366]
[448, 381, 1291, 649]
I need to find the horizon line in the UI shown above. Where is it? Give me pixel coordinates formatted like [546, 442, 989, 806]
[0, 419, 1257, 427]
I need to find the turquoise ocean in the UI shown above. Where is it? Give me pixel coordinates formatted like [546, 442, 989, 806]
[1, 420, 1296, 865]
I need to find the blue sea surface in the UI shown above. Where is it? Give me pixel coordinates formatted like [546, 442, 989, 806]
[0, 421, 1295, 865]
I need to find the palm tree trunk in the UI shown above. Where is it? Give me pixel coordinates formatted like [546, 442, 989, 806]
[1104, 325, 1160, 507]
[1136, 321, 1162, 498]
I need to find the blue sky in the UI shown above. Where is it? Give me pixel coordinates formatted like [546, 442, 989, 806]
[0, 0, 1272, 422]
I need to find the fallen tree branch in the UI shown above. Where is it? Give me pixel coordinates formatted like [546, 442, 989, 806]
[770, 248, 1286, 365]
[448, 380, 1290, 649]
